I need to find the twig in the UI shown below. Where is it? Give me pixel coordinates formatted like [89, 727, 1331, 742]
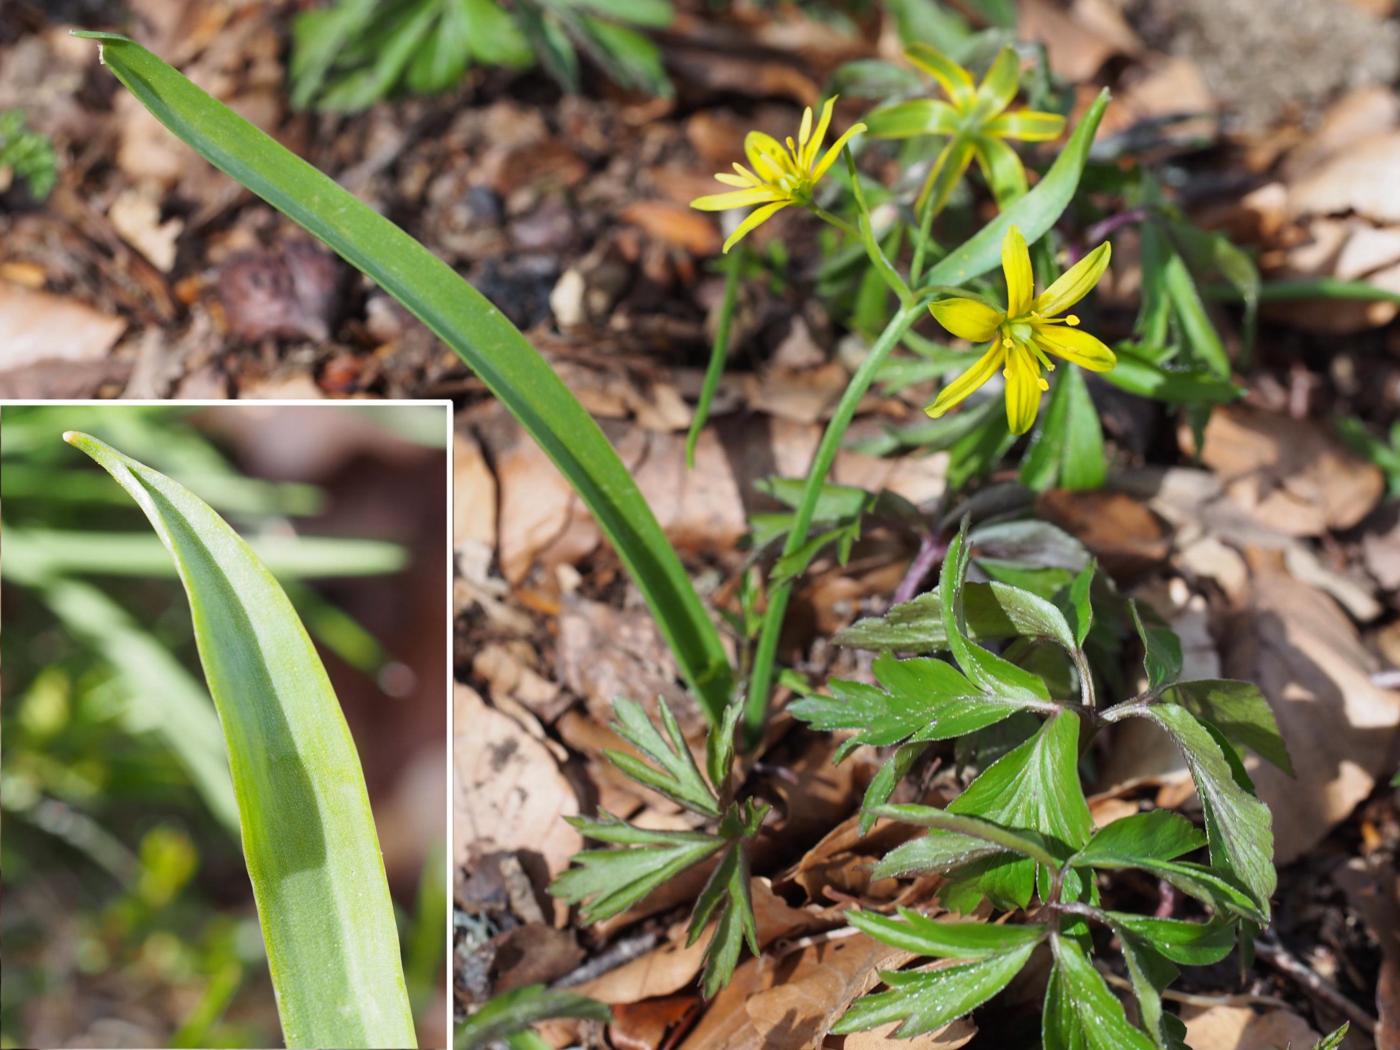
[552, 930, 661, 989]
[1255, 936, 1378, 1035]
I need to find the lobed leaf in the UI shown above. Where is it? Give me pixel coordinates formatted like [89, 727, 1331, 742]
[456, 984, 610, 1050]
[1072, 811, 1205, 867]
[832, 942, 1037, 1038]
[1162, 679, 1293, 775]
[550, 814, 724, 923]
[64, 433, 415, 1049]
[606, 697, 719, 818]
[849, 907, 1046, 959]
[1043, 933, 1156, 1050]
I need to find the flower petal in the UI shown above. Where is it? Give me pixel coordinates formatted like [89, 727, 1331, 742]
[691, 187, 785, 211]
[931, 297, 1004, 342]
[985, 109, 1066, 142]
[974, 47, 1021, 118]
[811, 121, 867, 182]
[714, 172, 751, 188]
[925, 343, 1003, 418]
[721, 200, 789, 253]
[744, 131, 787, 179]
[1003, 347, 1044, 435]
[804, 97, 837, 169]
[917, 135, 975, 215]
[973, 135, 1027, 208]
[1002, 225, 1034, 317]
[865, 99, 959, 140]
[905, 43, 976, 107]
[797, 105, 814, 151]
[1034, 325, 1117, 372]
[1035, 241, 1111, 317]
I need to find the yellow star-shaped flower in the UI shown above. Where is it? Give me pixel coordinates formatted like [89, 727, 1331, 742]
[691, 97, 866, 253]
[867, 44, 1066, 212]
[927, 226, 1114, 435]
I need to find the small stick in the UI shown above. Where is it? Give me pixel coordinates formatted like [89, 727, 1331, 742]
[553, 930, 661, 989]
[1254, 936, 1378, 1035]
[892, 532, 947, 606]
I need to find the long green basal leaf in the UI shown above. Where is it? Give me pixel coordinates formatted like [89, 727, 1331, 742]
[78, 32, 732, 725]
[63, 433, 415, 1049]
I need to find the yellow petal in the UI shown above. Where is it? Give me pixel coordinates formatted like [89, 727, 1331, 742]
[1033, 325, 1117, 372]
[714, 172, 754, 188]
[973, 136, 1026, 208]
[930, 297, 1003, 342]
[974, 47, 1020, 118]
[744, 131, 786, 179]
[985, 110, 1066, 142]
[925, 343, 1003, 418]
[798, 105, 814, 151]
[691, 187, 785, 211]
[811, 121, 867, 182]
[1035, 241, 1111, 317]
[1001, 225, 1034, 317]
[722, 200, 789, 253]
[916, 135, 975, 215]
[1003, 347, 1044, 435]
[905, 43, 976, 107]
[804, 97, 837, 169]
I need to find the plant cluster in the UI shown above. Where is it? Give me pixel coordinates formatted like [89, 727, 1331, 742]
[0, 109, 57, 199]
[289, 0, 673, 111]
[82, 12, 1345, 1045]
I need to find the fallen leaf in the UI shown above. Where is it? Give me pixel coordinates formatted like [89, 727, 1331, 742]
[621, 201, 721, 255]
[610, 993, 702, 1050]
[1035, 489, 1173, 581]
[1180, 1005, 1318, 1050]
[453, 430, 497, 555]
[1185, 405, 1384, 536]
[108, 188, 183, 272]
[1222, 564, 1400, 863]
[454, 685, 581, 908]
[1289, 131, 1400, 224]
[0, 282, 126, 372]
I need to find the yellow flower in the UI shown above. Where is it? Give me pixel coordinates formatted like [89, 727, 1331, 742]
[691, 97, 867, 254]
[866, 44, 1066, 212]
[927, 226, 1114, 436]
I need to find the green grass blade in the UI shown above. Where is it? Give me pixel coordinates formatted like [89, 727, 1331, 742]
[63, 431, 416, 1050]
[77, 32, 733, 724]
[6, 528, 407, 578]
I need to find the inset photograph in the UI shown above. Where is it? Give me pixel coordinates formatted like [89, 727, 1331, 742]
[1, 402, 450, 1049]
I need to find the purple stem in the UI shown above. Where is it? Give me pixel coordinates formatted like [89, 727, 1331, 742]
[892, 532, 948, 606]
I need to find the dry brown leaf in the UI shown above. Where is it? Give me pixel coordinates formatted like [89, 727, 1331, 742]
[841, 1018, 977, 1049]
[0, 282, 126, 373]
[1186, 405, 1384, 536]
[1222, 564, 1400, 863]
[1180, 1004, 1319, 1050]
[453, 685, 581, 901]
[620, 201, 722, 256]
[1035, 489, 1173, 581]
[453, 431, 497, 554]
[1289, 131, 1400, 224]
[108, 189, 184, 272]
[1018, 0, 1139, 81]
[610, 993, 702, 1050]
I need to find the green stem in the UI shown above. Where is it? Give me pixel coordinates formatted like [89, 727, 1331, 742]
[743, 299, 926, 746]
[811, 205, 861, 241]
[686, 249, 743, 468]
[908, 160, 950, 288]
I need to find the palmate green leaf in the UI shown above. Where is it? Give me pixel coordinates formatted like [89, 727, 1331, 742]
[1162, 680, 1293, 775]
[871, 803, 1064, 881]
[835, 570, 1080, 656]
[849, 907, 1046, 958]
[606, 697, 719, 818]
[687, 800, 767, 997]
[549, 814, 724, 922]
[790, 652, 1055, 757]
[941, 710, 1091, 909]
[832, 941, 1037, 1038]
[63, 433, 414, 1049]
[1064, 561, 1095, 648]
[858, 741, 930, 835]
[1070, 817, 1265, 925]
[941, 520, 1053, 702]
[1131, 601, 1183, 691]
[80, 33, 733, 726]
[1108, 913, 1235, 966]
[456, 983, 610, 1050]
[1139, 704, 1275, 916]
[1105, 913, 1234, 1050]
[1043, 933, 1156, 1050]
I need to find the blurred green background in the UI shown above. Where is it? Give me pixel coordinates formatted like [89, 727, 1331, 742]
[1, 403, 450, 1049]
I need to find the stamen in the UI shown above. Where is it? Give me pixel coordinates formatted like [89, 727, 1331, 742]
[1064, 314, 1080, 327]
